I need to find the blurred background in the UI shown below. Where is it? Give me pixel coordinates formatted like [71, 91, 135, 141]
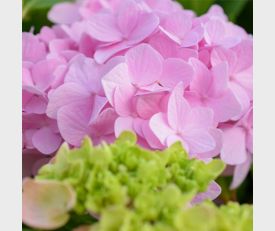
[22, 0, 253, 205]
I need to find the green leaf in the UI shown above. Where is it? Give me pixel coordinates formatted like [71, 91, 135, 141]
[22, 0, 72, 22]
[177, 0, 215, 15]
[215, 0, 249, 22]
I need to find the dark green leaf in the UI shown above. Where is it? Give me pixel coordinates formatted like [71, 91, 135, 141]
[215, 0, 249, 22]
[177, 0, 215, 15]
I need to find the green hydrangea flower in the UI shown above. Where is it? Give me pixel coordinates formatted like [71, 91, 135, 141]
[23, 132, 252, 231]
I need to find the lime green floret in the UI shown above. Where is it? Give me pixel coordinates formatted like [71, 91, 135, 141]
[34, 132, 252, 231]
[36, 132, 252, 231]
[37, 132, 223, 213]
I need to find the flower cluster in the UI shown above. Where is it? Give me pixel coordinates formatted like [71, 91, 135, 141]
[22, 133, 251, 231]
[22, 0, 253, 188]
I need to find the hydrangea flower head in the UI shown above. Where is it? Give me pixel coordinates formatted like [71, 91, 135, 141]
[22, 0, 253, 188]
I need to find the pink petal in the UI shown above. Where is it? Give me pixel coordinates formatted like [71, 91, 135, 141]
[185, 107, 214, 131]
[207, 90, 242, 123]
[65, 55, 102, 94]
[149, 32, 198, 60]
[189, 58, 212, 96]
[94, 41, 131, 64]
[57, 100, 92, 146]
[232, 39, 253, 73]
[114, 116, 134, 137]
[102, 63, 132, 106]
[31, 59, 63, 92]
[181, 25, 204, 47]
[229, 82, 250, 120]
[149, 113, 175, 144]
[51, 65, 68, 89]
[133, 118, 145, 138]
[48, 2, 81, 24]
[47, 83, 90, 119]
[159, 27, 181, 45]
[231, 155, 252, 189]
[160, 58, 194, 89]
[196, 128, 222, 159]
[49, 39, 75, 54]
[89, 95, 108, 124]
[233, 67, 253, 100]
[210, 47, 237, 74]
[89, 108, 117, 138]
[23, 129, 36, 149]
[100, 55, 125, 77]
[24, 95, 48, 114]
[221, 126, 247, 165]
[204, 19, 225, 45]
[129, 12, 159, 43]
[126, 44, 163, 86]
[117, 0, 139, 38]
[192, 181, 221, 204]
[79, 33, 98, 57]
[113, 85, 135, 116]
[39, 26, 57, 43]
[135, 91, 167, 119]
[182, 129, 216, 155]
[210, 62, 229, 97]
[184, 91, 205, 108]
[86, 13, 122, 42]
[22, 67, 34, 87]
[246, 129, 253, 154]
[22, 33, 47, 62]
[167, 83, 190, 131]
[142, 120, 164, 149]
[166, 134, 188, 151]
[32, 127, 62, 155]
[162, 12, 192, 42]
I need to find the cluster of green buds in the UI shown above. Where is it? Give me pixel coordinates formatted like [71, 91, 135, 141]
[22, 132, 252, 231]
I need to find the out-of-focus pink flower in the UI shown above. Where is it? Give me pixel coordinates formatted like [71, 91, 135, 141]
[23, 178, 76, 230]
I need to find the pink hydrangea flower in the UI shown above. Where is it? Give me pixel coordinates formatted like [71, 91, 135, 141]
[22, 0, 253, 190]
